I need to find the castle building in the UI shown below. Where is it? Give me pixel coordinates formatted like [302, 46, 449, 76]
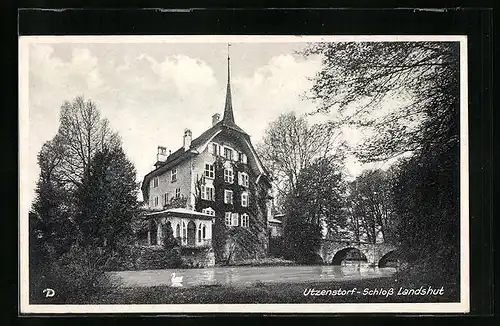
[141, 54, 273, 264]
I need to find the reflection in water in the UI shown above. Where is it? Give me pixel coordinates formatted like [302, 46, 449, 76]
[168, 262, 397, 288]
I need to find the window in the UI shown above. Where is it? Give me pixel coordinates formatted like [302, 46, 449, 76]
[175, 224, 180, 238]
[224, 168, 234, 183]
[163, 193, 169, 206]
[154, 196, 159, 207]
[200, 185, 205, 199]
[197, 223, 203, 242]
[224, 189, 233, 204]
[182, 222, 187, 240]
[153, 176, 159, 188]
[201, 185, 215, 201]
[204, 163, 215, 179]
[231, 213, 239, 226]
[211, 143, 221, 156]
[171, 168, 177, 182]
[224, 147, 233, 160]
[225, 212, 232, 226]
[241, 192, 249, 207]
[241, 153, 248, 164]
[202, 225, 206, 239]
[241, 213, 249, 228]
[175, 188, 181, 199]
[239, 172, 249, 187]
[157, 223, 162, 243]
[202, 207, 215, 216]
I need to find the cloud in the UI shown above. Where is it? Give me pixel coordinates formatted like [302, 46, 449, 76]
[27, 44, 227, 203]
[25, 43, 376, 204]
[232, 54, 322, 139]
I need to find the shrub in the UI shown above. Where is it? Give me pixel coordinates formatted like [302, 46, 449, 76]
[268, 236, 284, 258]
[165, 246, 183, 268]
[30, 245, 119, 304]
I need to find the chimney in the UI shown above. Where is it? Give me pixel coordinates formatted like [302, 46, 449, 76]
[212, 113, 220, 126]
[183, 129, 192, 151]
[157, 146, 168, 162]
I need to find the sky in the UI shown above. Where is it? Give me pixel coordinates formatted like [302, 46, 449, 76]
[23, 38, 390, 204]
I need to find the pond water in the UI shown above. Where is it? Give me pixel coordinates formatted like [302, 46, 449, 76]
[112, 261, 397, 288]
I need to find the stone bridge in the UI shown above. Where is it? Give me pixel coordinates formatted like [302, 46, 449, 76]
[318, 239, 398, 267]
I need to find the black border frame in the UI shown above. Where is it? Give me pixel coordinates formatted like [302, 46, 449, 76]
[4, 5, 494, 323]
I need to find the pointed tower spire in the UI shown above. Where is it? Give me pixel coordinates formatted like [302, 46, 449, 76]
[223, 43, 235, 124]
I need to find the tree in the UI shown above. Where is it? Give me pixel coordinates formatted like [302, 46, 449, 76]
[390, 149, 459, 279]
[74, 146, 139, 250]
[31, 138, 77, 257]
[303, 42, 459, 162]
[303, 42, 460, 279]
[31, 96, 127, 248]
[257, 112, 344, 211]
[161, 221, 182, 268]
[52, 96, 120, 187]
[29, 96, 139, 302]
[283, 158, 346, 263]
[346, 169, 399, 244]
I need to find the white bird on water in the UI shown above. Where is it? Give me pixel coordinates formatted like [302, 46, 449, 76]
[171, 272, 183, 287]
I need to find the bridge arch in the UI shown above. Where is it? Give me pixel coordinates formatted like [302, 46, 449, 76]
[330, 247, 368, 265]
[377, 250, 399, 267]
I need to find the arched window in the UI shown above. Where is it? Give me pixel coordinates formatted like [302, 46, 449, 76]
[182, 221, 187, 243]
[150, 219, 158, 245]
[157, 222, 162, 245]
[175, 223, 180, 238]
[197, 223, 203, 242]
[187, 220, 195, 246]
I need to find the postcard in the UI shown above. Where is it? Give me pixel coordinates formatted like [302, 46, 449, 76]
[19, 35, 469, 314]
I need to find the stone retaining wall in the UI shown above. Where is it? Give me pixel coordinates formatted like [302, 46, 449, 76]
[180, 248, 215, 268]
[105, 245, 215, 271]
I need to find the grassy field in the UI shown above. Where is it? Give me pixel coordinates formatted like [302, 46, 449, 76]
[77, 274, 459, 305]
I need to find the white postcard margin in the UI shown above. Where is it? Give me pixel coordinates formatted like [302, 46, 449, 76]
[18, 35, 469, 314]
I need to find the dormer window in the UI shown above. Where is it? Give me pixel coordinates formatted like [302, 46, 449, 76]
[241, 153, 248, 164]
[224, 147, 233, 161]
[153, 176, 159, 188]
[171, 168, 177, 182]
[211, 143, 222, 156]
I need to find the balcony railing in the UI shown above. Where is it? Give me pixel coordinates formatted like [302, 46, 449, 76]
[179, 238, 212, 249]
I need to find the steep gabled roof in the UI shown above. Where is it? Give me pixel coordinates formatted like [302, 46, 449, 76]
[141, 52, 270, 201]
